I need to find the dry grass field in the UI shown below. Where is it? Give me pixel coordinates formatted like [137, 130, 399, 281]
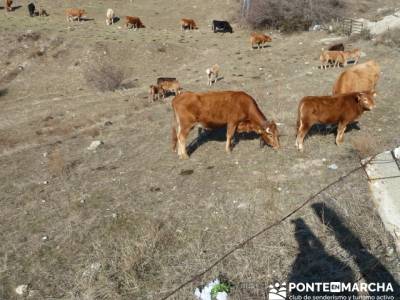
[0, 0, 399, 299]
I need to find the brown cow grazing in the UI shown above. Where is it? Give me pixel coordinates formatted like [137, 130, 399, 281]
[250, 32, 272, 49]
[125, 16, 145, 29]
[296, 91, 376, 151]
[180, 18, 198, 30]
[172, 91, 280, 159]
[332, 60, 380, 95]
[66, 8, 86, 22]
[5, 0, 12, 11]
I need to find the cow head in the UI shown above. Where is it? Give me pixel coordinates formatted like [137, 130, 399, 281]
[260, 121, 280, 149]
[357, 92, 376, 111]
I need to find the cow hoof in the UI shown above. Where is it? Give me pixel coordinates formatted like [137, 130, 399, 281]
[179, 154, 189, 160]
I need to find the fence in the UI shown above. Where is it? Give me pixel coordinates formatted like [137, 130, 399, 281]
[342, 18, 364, 35]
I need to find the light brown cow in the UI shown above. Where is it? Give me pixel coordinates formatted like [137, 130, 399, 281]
[296, 91, 376, 151]
[172, 91, 280, 159]
[159, 80, 181, 99]
[180, 18, 198, 30]
[66, 8, 86, 22]
[206, 64, 220, 86]
[125, 16, 145, 29]
[250, 32, 272, 49]
[341, 48, 362, 65]
[5, 0, 12, 11]
[332, 60, 380, 95]
[320, 49, 345, 69]
[106, 8, 114, 26]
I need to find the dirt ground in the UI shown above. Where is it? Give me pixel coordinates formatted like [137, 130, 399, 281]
[0, 0, 400, 299]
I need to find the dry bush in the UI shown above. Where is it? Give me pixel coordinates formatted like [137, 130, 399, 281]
[242, 0, 345, 32]
[351, 133, 378, 158]
[374, 28, 400, 47]
[84, 62, 125, 92]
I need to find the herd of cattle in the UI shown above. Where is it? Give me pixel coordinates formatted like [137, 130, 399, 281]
[3, 2, 382, 159]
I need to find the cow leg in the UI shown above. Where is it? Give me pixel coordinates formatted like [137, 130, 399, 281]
[226, 123, 237, 153]
[296, 121, 311, 152]
[335, 122, 347, 145]
[177, 126, 190, 159]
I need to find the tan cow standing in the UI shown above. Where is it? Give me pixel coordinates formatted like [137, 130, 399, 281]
[66, 8, 86, 22]
[296, 91, 376, 151]
[332, 60, 380, 95]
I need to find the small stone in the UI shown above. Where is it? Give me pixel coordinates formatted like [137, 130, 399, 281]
[112, 213, 117, 218]
[304, 61, 309, 65]
[104, 121, 113, 126]
[15, 285, 28, 295]
[306, 71, 313, 76]
[80, 199, 85, 204]
[328, 164, 338, 170]
[277, 187, 282, 192]
[43, 152, 48, 158]
[43, 181, 49, 185]
[41, 200, 46, 203]
[87, 140, 104, 151]
[42, 235, 48, 241]
[386, 247, 394, 256]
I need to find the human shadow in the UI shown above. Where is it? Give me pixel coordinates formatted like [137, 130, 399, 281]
[288, 218, 357, 297]
[312, 203, 400, 297]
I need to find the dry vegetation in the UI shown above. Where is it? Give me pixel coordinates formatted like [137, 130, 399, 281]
[0, 0, 399, 299]
[243, 0, 345, 32]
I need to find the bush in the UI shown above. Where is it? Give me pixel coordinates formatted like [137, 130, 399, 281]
[374, 28, 400, 47]
[84, 62, 125, 92]
[242, 0, 345, 32]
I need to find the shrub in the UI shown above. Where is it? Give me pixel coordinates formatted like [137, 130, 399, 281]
[84, 62, 125, 92]
[242, 0, 345, 32]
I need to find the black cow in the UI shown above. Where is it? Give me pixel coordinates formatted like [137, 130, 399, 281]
[328, 43, 345, 51]
[156, 77, 176, 85]
[28, 2, 35, 17]
[212, 20, 233, 33]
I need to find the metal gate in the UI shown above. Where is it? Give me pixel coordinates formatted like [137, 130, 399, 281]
[342, 18, 364, 35]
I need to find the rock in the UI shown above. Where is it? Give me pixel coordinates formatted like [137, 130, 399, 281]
[42, 235, 48, 241]
[328, 164, 338, 170]
[306, 71, 313, 76]
[87, 140, 104, 151]
[15, 285, 28, 295]
[393, 146, 400, 159]
[104, 121, 113, 126]
[216, 292, 228, 300]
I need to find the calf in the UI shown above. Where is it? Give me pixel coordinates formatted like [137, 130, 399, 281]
[180, 18, 198, 30]
[172, 91, 280, 159]
[250, 32, 272, 49]
[206, 64, 220, 86]
[212, 20, 233, 33]
[66, 8, 86, 22]
[28, 2, 35, 17]
[332, 60, 380, 95]
[5, 0, 12, 11]
[320, 49, 345, 69]
[149, 85, 162, 102]
[159, 80, 181, 99]
[106, 8, 114, 26]
[296, 91, 376, 151]
[342, 48, 361, 65]
[125, 16, 145, 29]
[328, 43, 344, 51]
